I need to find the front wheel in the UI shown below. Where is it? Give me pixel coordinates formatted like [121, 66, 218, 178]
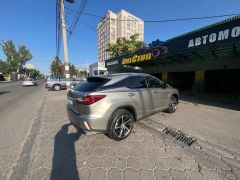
[108, 109, 134, 141]
[167, 95, 178, 113]
[53, 84, 61, 91]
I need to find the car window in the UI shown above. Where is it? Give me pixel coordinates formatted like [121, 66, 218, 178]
[74, 77, 110, 92]
[146, 76, 164, 88]
[48, 76, 58, 81]
[124, 76, 147, 89]
[59, 77, 66, 81]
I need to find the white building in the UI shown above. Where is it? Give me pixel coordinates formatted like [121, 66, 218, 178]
[97, 9, 144, 63]
[89, 62, 107, 77]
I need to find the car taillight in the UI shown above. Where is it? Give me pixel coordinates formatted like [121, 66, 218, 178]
[75, 95, 106, 105]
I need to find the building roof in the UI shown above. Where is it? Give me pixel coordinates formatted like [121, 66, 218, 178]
[167, 15, 240, 42]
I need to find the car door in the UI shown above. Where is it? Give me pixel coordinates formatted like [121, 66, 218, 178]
[59, 76, 66, 88]
[124, 75, 154, 119]
[145, 76, 169, 112]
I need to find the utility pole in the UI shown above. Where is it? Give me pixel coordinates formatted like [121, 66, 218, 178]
[60, 0, 70, 89]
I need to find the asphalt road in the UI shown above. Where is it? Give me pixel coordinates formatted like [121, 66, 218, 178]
[0, 81, 46, 179]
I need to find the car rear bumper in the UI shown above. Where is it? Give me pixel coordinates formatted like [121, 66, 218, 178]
[66, 104, 107, 132]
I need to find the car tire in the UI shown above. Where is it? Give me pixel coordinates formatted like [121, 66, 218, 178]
[108, 109, 134, 141]
[167, 95, 178, 113]
[53, 84, 61, 91]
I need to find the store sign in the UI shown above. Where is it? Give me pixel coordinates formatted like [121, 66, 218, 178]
[188, 26, 240, 48]
[121, 46, 168, 65]
[105, 46, 168, 67]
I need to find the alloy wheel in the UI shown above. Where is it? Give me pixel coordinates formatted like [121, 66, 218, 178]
[114, 115, 133, 138]
[170, 96, 177, 111]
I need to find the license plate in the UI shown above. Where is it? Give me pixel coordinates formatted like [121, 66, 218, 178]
[68, 99, 73, 105]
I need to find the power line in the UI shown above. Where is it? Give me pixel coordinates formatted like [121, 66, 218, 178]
[67, 0, 89, 42]
[65, 7, 240, 23]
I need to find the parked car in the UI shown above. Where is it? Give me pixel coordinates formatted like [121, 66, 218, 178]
[45, 76, 82, 91]
[22, 78, 37, 86]
[67, 73, 179, 141]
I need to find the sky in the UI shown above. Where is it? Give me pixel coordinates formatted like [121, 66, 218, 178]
[0, 0, 239, 74]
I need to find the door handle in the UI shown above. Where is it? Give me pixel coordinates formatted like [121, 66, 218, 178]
[127, 92, 136, 97]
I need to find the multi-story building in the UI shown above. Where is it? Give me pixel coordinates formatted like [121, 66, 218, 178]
[97, 9, 144, 63]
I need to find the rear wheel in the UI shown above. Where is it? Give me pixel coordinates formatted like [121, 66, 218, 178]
[167, 95, 178, 113]
[108, 109, 134, 141]
[53, 84, 61, 91]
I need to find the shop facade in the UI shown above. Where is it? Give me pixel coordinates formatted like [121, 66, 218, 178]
[105, 16, 240, 94]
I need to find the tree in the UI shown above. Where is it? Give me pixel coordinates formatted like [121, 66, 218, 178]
[77, 70, 87, 78]
[106, 34, 146, 58]
[69, 63, 77, 77]
[0, 60, 10, 75]
[148, 39, 165, 48]
[0, 40, 32, 73]
[50, 56, 64, 76]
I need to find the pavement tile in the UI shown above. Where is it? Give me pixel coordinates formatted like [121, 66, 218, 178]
[154, 169, 171, 180]
[99, 157, 114, 170]
[82, 147, 95, 157]
[139, 169, 155, 180]
[161, 158, 185, 170]
[140, 157, 155, 170]
[129, 147, 143, 158]
[170, 169, 188, 180]
[91, 168, 107, 180]
[154, 140, 166, 149]
[86, 156, 101, 168]
[118, 147, 130, 157]
[107, 168, 123, 180]
[154, 157, 165, 169]
[165, 147, 182, 158]
[78, 167, 93, 180]
[200, 169, 222, 180]
[94, 147, 106, 157]
[123, 168, 139, 180]
[113, 157, 127, 169]
[143, 147, 156, 158]
[31, 168, 49, 180]
[155, 148, 168, 158]
[185, 170, 203, 180]
[182, 157, 199, 170]
[127, 157, 141, 170]
[142, 140, 154, 148]
[105, 147, 118, 158]
[76, 155, 87, 169]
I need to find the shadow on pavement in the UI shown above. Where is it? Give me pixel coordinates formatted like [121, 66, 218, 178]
[50, 123, 82, 180]
[0, 91, 10, 95]
[180, 91, 240, 111]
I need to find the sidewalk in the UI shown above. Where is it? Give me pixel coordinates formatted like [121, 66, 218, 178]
[180, 91, 240, 111]
[9, 90, 239, 180]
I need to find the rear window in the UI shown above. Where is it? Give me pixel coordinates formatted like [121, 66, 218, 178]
[74, 77, 110, 92]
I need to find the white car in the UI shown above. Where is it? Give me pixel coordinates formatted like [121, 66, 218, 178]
[22, 78, 37, 86]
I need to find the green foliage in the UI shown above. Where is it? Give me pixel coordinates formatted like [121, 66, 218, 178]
[0, 40, 32, 74]
[69, 63, 77, 77]
[148, 39, 165, 48]
[0, 60, 10, 75]
[106, 34, 146, 58]
[25, 68, 41, 79]
[50, 56, 64, 76]
[77, 70, 87, 78]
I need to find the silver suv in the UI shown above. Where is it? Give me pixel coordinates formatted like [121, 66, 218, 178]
[67, 73, 179, 141]
[45, 76, 82, 91]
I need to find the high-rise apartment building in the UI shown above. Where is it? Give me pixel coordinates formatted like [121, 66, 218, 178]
[97, 9, 144, 63]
